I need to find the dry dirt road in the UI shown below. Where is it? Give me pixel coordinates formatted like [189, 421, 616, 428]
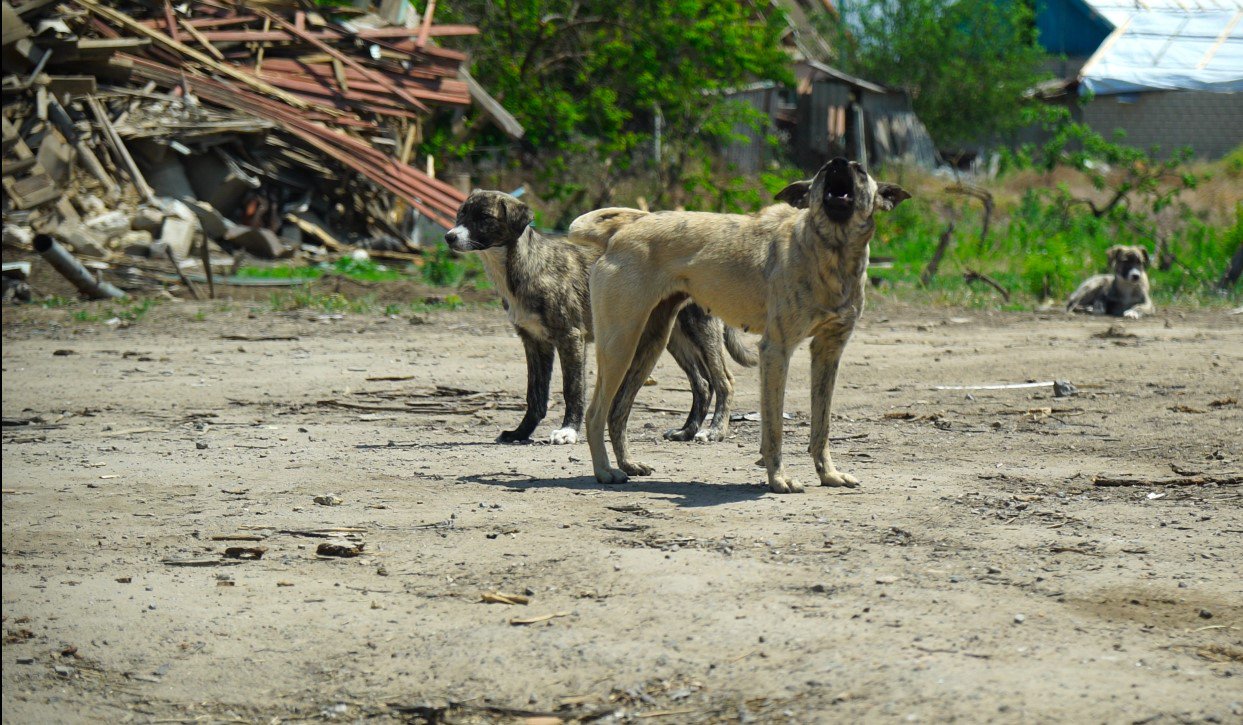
[2, 300, 1241, 723]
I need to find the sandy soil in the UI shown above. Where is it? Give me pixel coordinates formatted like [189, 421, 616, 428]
[2, 299, 1241, 723]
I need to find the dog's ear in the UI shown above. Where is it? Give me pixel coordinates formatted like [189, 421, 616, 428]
[1139, 247, 1151, 267]
[499, 195, 534, 238]
[876, 183, 911, 212]
[775, 180, 812, 209]
[1106, 245, 1124, 265]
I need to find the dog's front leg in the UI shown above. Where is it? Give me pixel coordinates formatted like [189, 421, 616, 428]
[551, 329, 587, 444]
[809, 330, 859, 488]
[759, 338, 802, 493]
[1123, 297, 1155, 319]
[499, 331, 554, 443]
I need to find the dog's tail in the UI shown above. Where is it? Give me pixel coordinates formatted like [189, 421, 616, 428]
[567, 207, 650, 249]
[723, 326, 758, 368]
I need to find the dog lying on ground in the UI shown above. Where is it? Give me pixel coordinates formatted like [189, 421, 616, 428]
[1066, 245, 1155, 319]
[569, 157, 909, 493]
[445, 190, 756, 445]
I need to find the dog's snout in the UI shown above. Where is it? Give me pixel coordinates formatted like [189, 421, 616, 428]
[445, 229, 459, 244]
[1127, 268, 1142, 281]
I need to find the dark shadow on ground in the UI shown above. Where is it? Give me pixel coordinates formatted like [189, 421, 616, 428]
[455, 473, 769, 508]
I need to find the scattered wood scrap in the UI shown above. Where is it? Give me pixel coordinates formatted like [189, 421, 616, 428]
[480, 591, 530, 605]
[1092, 474, 1241, 487]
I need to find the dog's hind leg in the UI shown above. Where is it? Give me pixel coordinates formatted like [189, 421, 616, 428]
[809, 329, 859, 488]
[759, 337, 802, 493]
[499, 331, 555, 443]
[586, 276, 652, 484]
[696, 318, 735, 443]
[550, 328, 587, 444]
[662, 322, 712, 442]
[608, 295, 688, 475]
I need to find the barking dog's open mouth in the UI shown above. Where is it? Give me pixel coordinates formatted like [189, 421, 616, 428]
[822, 158, 855, 221]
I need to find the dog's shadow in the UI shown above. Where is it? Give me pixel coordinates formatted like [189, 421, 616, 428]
[456, 472, 768, 508]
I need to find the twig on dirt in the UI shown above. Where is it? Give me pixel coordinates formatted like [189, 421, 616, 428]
[221, 334, 299, 341]
[934, 381, 1054, 391]
[317, 399, 485, 414]
[636, 709, 701, 719]
[161, 558, 243, 567]
[1092, 474, 1241, 487]
[101, 427, 161, 437]
[278, 527, 367, 538]
[510, 611, 570, 626]
[1049, 545, 1101, 556]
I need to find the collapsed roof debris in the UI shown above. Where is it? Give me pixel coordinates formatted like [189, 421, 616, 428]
[2, 0, 520, 299]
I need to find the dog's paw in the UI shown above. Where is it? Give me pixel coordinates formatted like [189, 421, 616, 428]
[663, 427, 696, 442]
[693, 427, 726, 443]
[549, 427, 578, 445]
[619, 460, 654, 476]
[595, 467, 630, 485]
[1123, 308, 1142, 319]
[497, 430, 531, 444]
[768, 475, 804, 494]
[819, 470, 860, 488]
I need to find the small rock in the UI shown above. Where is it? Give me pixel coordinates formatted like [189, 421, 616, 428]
[875, 575, 898, 585]
[313, 494, 343, 506]
[195, 441, 208, 450]
[131, 206, 165, 233]
[53, 664, 74, 677]
[84, 210, 132, 240]
[1014, 613, 1026, 624]
[1199, 609, 1213, 620]
[16, 656, 34, 665]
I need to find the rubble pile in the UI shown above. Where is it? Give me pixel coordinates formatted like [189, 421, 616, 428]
[2, 0, 508, 301]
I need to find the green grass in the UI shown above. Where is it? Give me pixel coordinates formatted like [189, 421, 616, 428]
[870, 192, 1241, 309]
[235, 249, 491, 290]
[236, 257, 410, 283]
[264, 290, 469, 316]
[66, 298, 160, 324]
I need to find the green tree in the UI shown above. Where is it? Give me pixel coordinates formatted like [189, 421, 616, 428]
[437, 1, 792, 213]
[820, 0, 1049, 151]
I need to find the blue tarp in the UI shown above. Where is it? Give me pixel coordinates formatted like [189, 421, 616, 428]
[1078, 3, 1243, 95]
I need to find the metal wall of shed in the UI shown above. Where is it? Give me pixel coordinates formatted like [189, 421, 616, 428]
[1034, 0, 1113, 56]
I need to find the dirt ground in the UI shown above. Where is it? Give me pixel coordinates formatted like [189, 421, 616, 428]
[2, 297, 1241, 723]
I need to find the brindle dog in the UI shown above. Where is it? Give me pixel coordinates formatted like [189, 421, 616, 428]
[445, 190, 756, 446]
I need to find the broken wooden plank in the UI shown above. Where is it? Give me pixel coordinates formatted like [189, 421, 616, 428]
[80, 0, 325, 114]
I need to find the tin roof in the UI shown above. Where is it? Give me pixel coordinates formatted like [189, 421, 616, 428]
[1077, 1, 1243, 94]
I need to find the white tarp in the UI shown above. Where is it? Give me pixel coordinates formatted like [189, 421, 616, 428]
[1079, 4, 1243, 95]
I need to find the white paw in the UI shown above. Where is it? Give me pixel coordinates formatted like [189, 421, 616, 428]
[693, 428, 725, 443]
[549, 427, 578, 445]
[1123, 309, 1141, 319]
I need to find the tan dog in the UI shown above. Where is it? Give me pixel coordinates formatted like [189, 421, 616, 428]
[1066, 245, 1155, 319]
[568, 157, 910, 493]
